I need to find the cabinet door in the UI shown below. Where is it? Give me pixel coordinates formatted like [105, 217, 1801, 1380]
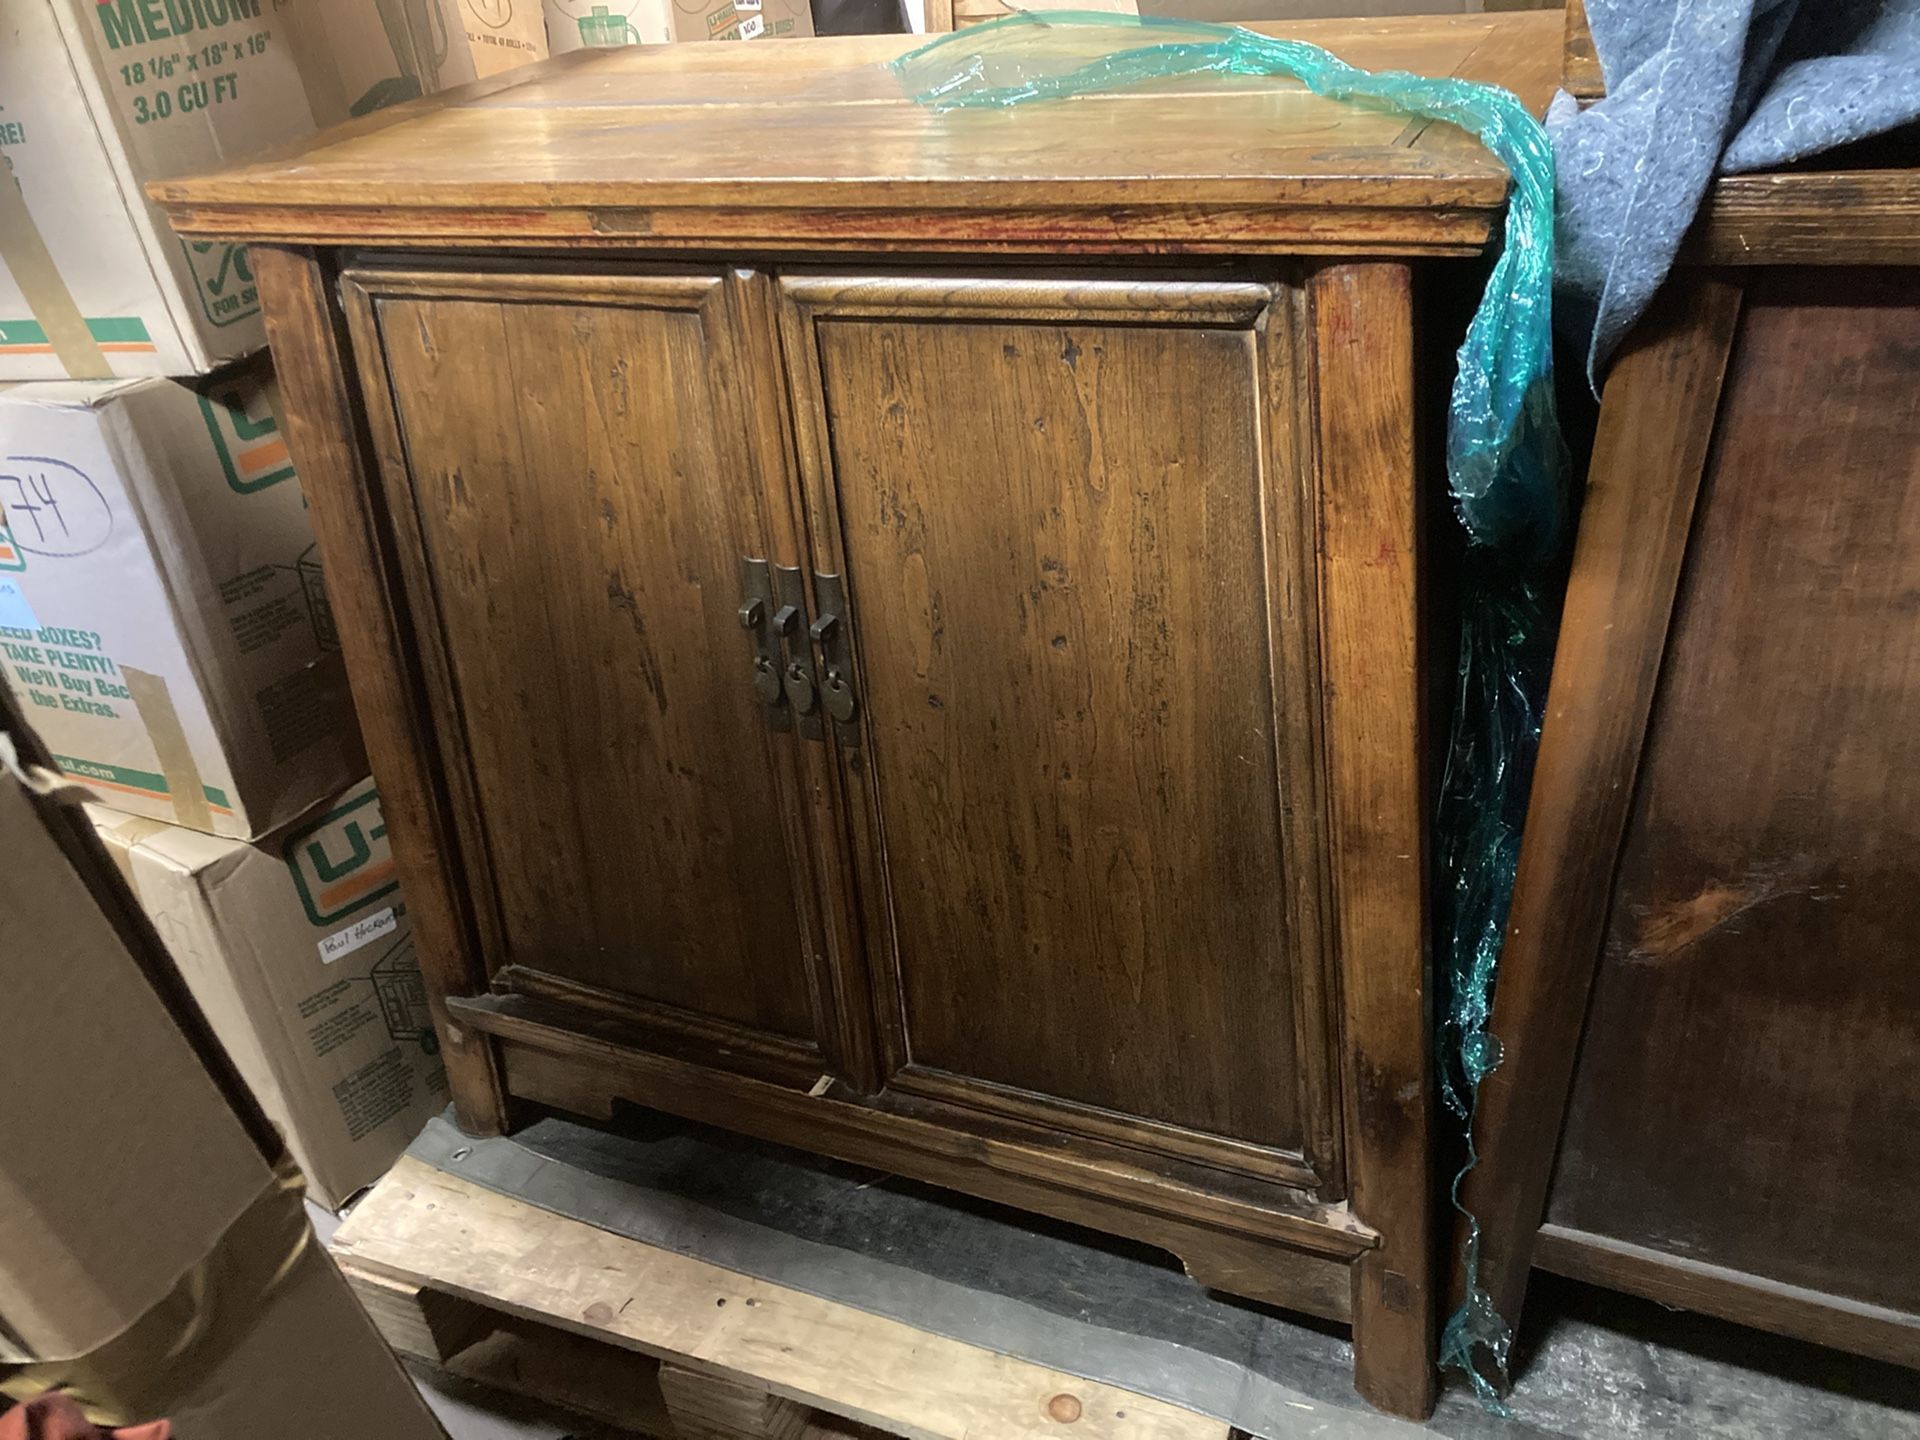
[780, 274, 1339, 1190]
[343, 267, 834, 1070]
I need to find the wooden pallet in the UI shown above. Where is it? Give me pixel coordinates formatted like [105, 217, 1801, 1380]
[332, 1156, 1234, 1440]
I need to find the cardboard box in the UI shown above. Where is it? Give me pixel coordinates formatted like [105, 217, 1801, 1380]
[547, 0, 672, 48]
[0, 366, 364, 839]
[686, 0, 817, 42]
[90, 778, 447, 1211]
[456, 0, 554, 76]
[274, 1, 482, 129]
[1138, 0, 1542, 18]
[1, 693, 448, 1438]
[547, 0, 811, 51]
[0, 0, 478, 382]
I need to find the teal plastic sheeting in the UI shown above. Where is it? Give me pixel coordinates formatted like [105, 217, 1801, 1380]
[894, 13, 1568, 1408]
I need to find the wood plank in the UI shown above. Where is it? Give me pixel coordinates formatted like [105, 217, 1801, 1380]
[154, 200, 1501, 259]
[661, 1364, 811, 1440]
[1456, 277, 1744, 1336]
[249, 245, 510, 1135]
[1561, 0, 1603, 101]
[149, 15, 1560, 254]
[1309, 263, 1433, 1420]
[1534, 1226, 1920, 1372]
[462, 995, 1374, 1267]
[346, 1266, 677, 1432]
[1691, 172, 1920, 266]
[333, 1157, 1233, 1440]
[346, 1268, 494, 1363]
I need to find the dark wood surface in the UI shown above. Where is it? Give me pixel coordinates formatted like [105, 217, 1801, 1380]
[148, 15, 1560, 256]
[1472, 262, 1920, 1375]
[1459, 276, 1744, 1332]
[1691, 173, 1920, 267]
[250, 246, 509, 1135]
[1535, 1226, 1920, 1370]
[1310, 264, 1434, 1420]
[340, 268, 826, 1048]
[778, 272, 1325, 1172]
[1561, 0, 1602, 101]
[1545, 268, 1920, 1324]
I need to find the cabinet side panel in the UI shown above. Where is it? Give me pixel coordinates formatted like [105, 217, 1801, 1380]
[1548, 269, 1920, 1320]
[251, 245, 508, 1134]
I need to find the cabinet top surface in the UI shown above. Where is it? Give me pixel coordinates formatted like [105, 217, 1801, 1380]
[151, 13, 1558, 257]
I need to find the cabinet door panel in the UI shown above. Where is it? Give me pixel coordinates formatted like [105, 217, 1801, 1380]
[782, 275, 1336, 1181]
[350, 270, 819, 1046]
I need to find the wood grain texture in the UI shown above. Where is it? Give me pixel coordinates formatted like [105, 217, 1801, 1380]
[1546, 269, 1920, 1325]
[1691, 172, 1920, 266]
[335, 1155, 1235, 1440]
[1535, 1226, 1920, 1372]
[1309, 263, 1433, 1420]
[149, 15, 1560, 255]
[789, 277, 1319, 1162]
[471, 1004, 1364, 1324]
[1561, 0, 1602, 100]
[342, 267, 825, 1047]
[249, 245, 509, 1135]
[1459, 277, 1744, 1336]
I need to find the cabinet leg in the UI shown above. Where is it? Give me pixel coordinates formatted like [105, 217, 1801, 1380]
[445, 1027, 514, 1137]
[1350, 1249, 1437, 1421]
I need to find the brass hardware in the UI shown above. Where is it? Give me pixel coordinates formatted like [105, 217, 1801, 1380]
[812, 572, 859, 739]
[739, 560, 788, 727]
[773, 564, 824, 740]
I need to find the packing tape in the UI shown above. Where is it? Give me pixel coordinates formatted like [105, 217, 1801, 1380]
[0, 166, 112, 382]
[91, 813, 174, 894]
[121, 669, 214, 834]
[0, 1158, 311, 1425]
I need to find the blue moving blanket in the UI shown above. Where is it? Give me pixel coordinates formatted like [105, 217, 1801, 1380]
[1551, 0, 1920, 381]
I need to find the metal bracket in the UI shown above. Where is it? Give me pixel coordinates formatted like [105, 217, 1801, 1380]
[811, 571, 859, 745]
[739, 558, 789, 732]
[773, 564, 823, 741]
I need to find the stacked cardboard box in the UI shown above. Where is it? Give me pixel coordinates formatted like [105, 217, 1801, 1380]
[0, 0, 531, 1211]
[1, 0, 559, 382]
[1, 694, 447, 1438]
[91, 779, 449, 1210]
[0, 367, 363, 839]
[546, 0, 814, 51]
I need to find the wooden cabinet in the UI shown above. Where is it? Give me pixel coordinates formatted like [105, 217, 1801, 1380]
[1464, 233, 1920, 1372]
[154, 14, 1561, 1418]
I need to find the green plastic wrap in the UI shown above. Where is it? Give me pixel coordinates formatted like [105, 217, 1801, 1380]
[894, 13, 1566, 1408]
